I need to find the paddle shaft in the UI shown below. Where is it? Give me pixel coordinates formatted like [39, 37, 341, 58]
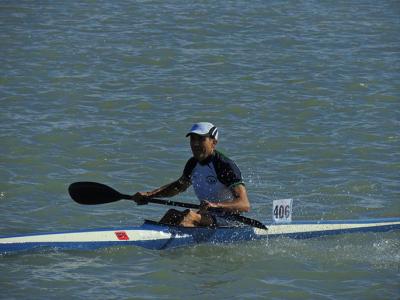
[119, 193, 200, 209]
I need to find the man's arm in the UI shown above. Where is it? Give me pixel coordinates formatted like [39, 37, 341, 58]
[132, 176, 191, 204]
[201, 184, 250, 213]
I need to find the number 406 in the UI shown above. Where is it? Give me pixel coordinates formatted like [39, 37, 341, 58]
[274, 205, 290, 219]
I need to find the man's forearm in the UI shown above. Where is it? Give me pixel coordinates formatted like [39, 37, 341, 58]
[147, 179, 189, 198]
[207, 185, 250, 213]
[214, 198, 250, 213]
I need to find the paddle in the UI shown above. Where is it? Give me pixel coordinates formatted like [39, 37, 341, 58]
[68, 181, 267, 230]
[68, 182, 199, 208]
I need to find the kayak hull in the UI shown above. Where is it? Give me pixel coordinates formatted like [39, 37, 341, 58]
[1, 218, 399, 253]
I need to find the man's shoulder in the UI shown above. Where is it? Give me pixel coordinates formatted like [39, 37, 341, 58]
[212, 150, 243, 185]
[213, 150, 237, 165]
[212, 150, 241, 174]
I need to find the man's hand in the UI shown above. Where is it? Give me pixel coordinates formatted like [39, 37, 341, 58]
[131, 192, 150, 205]
[199, 200, 218, 213]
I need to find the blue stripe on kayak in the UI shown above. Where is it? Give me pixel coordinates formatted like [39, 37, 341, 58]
[267, 217, 400, 226]
[269, 223, 400, 239]
[0, 240, 173, 253]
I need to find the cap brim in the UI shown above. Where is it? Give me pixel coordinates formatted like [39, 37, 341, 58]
[186, 131, 210, 137]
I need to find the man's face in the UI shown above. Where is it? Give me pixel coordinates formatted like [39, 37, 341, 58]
[189, 134, 217, 161]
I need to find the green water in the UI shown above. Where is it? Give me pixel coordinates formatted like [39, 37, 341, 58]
[1, 1, 399, 299]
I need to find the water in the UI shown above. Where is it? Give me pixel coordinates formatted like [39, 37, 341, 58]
[1, 0, 399, 299]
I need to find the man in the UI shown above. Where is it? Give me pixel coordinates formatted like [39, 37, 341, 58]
[131, 122, 250, 227]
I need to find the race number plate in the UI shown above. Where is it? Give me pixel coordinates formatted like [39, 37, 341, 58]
[272, 199, 293, 223]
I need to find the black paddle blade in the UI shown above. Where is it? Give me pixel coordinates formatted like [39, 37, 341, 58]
[68, 182, 130, 205]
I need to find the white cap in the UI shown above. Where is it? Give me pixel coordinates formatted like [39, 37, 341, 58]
[186, 122, 219, 140]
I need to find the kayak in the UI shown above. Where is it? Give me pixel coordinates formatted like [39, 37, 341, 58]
[1, 217, 399, 253]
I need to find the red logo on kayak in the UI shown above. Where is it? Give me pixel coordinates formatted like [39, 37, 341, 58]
[115, 231, 129, 240]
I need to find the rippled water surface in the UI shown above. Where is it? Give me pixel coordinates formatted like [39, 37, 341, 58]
[1, 1, 399, 299]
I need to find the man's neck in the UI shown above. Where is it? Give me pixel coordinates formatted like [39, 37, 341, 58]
[198, 150, 215, 165]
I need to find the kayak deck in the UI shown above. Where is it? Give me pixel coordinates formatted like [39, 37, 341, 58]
[1, 217, 399, 253]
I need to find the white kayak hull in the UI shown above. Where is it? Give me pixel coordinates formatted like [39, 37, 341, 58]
[1, 218, 399, 253]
